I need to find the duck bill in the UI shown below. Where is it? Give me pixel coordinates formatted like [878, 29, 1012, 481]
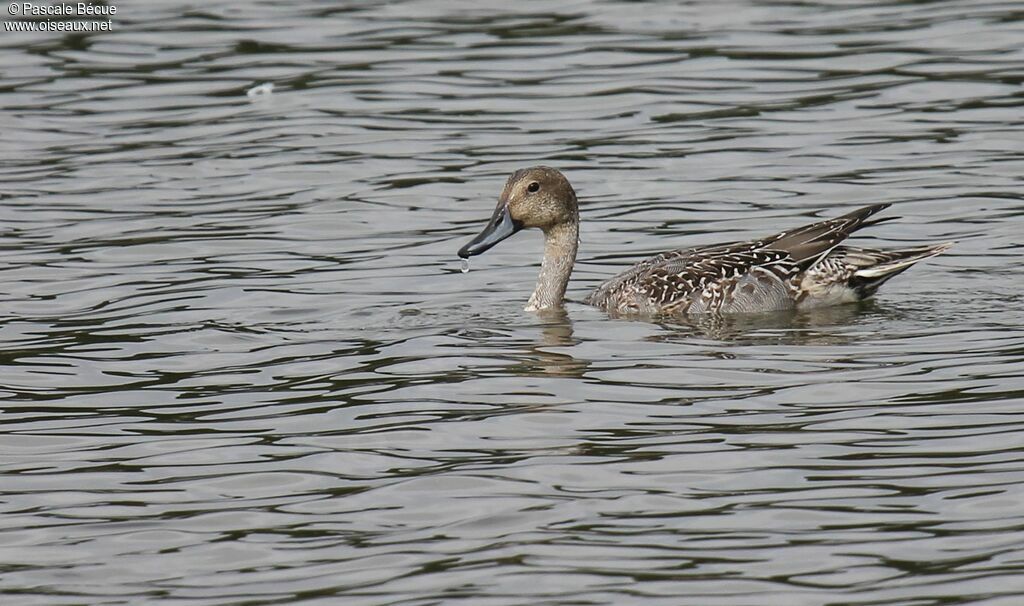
[458, 205, 522, 258]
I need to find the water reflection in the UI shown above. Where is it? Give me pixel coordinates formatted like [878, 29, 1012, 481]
[649, 301, 879, 344]
[515, 308, 589, 378]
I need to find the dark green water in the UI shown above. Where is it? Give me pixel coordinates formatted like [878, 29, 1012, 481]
[2, 1, 1023, 604]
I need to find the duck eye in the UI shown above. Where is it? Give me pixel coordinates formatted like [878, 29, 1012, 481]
[527, 181, 540, 193]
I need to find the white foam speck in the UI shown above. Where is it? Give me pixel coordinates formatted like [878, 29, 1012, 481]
[246, 82, 275, 98]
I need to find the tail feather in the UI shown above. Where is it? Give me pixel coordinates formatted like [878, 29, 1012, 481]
[798, 242, 953, 308]
[847, 242, 954, 295]
[851, 242, 953, 277]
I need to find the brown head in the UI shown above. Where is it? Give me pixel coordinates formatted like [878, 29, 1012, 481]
[458, 166, 578, 258]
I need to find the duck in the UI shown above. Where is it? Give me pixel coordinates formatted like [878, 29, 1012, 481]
[457, 166, 952, 315]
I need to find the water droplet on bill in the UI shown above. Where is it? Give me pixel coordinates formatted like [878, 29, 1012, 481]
[460, 258, 470, 273]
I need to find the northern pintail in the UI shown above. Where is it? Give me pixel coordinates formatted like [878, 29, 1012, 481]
[457, 166, 951, 314]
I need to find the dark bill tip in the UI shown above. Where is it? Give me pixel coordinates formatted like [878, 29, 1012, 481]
[458, 205, 522, 258]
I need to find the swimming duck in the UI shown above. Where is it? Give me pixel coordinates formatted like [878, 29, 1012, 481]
[457, 166, 952, 314]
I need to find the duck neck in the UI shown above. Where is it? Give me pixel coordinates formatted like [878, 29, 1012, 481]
[526, 219, 579, 311]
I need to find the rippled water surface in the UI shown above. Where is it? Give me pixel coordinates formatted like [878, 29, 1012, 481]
[3, 1, 1024, 604]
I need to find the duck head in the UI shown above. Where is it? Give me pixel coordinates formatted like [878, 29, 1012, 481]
[458, 166, 578, 259]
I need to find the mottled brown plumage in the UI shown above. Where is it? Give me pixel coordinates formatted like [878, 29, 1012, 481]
[458, 167, 952, 315]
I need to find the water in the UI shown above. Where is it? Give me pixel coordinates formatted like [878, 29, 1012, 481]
[2, 1, 1023, 604]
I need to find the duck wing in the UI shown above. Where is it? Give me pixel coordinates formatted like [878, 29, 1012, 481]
[764, 202, 892, 267]
[586, 203, 893, 314]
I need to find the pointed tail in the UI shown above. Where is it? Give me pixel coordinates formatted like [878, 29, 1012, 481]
[848, 242, 954, 296]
